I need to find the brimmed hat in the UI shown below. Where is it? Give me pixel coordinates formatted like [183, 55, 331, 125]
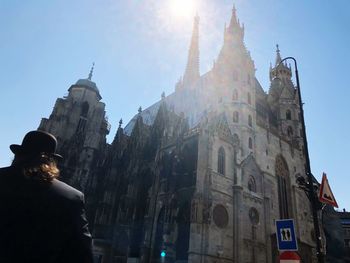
[10, 130, 63, 160]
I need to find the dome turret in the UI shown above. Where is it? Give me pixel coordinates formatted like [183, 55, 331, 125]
[68, 63, 102, 100]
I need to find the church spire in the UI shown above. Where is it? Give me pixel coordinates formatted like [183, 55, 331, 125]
[183, 15, 200, 87]
[223, 4, 244, 46]
[88, 62, 95, 80]
[228, 4, 239, 30]
[275, 44, 282, 66]
[270, 44, 292, 82]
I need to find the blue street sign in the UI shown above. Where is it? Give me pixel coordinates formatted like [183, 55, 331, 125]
[275, 219, 298, 251]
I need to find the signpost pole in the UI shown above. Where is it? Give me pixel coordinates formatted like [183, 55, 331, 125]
[278, 57, 324, 263]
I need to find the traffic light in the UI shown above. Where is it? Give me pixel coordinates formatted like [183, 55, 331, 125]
[160, 250, 166, 258]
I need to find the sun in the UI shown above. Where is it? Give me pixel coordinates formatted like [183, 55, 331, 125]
[168, 0, 196, 19]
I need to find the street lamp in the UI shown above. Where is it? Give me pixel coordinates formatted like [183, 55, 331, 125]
[277, 57, 324, 263]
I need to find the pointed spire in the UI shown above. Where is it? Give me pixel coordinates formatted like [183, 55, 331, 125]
[138, 106, 142, 114]
[88, 62, 95, 80]
[224, 22, 227, 34]
[275, 44, 282, 66]
[224, 3, 244, 45]
[228, 4, 238, 29]
[161, 91, 165, 100]
[119, 118, 123, 128]
[183, 15, 200, 87]
[270, 44, 292, 82]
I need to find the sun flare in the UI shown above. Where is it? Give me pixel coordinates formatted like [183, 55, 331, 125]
[168, 0, 196, 19]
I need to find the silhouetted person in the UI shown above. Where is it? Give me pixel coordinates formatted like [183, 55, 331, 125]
[286, 229, 291, 241]
[281, 229, 286, 241]
[0, 130, 93, 263]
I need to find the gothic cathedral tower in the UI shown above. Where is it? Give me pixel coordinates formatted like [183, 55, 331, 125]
[38, 65, 110, 193]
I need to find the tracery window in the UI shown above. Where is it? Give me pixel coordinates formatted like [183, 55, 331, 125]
[286, 109, 292, 120]
[81, 101, 89, 117]
[275, 155, 291, 219]
[218, 147, 225, 175]
[248, 176, 257, 192]
[232, 70, 238, 81]
[76, 101, 89, 133]
[233, 111, 239, 123]
[248, 137, 253, 149]
[248, 92, 252, 105]
[232, 89, 238, 100]
[247, 74, 251, 85]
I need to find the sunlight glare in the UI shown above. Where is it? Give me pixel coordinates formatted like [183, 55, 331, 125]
[168, 0, 196, 20]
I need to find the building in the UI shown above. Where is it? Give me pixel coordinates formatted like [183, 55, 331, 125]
[39, 5, 318, 263]
[337, 210, 350, 262]
[38, 65, 110, 221]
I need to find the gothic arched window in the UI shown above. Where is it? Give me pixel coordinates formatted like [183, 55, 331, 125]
[248, 92, 252, 105]
[218, 147, 225, 175]
[287, 126, 293, 137]
[286, 109, 292, 120]
[232, 89, 238, 100]
[248, 115, 252, 127]
[233, 111, 239, 123]
[248, 176, 256, 192]
[232, 70, 238, 81]
[81, 101, 89, 117]
[248, 138, 253, 149]
[275, 155, 291, 219]
[176, 203, 191, 261]
[76, 101, 89, 133]
[247, 74, 251, 85]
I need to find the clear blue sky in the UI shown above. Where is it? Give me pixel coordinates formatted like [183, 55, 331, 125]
[0, 0, 349, 210]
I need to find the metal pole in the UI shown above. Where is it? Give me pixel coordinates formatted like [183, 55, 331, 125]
[278, 57, 324, 263]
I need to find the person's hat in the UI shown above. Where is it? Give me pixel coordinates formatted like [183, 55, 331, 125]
[10, 130, 63, 160]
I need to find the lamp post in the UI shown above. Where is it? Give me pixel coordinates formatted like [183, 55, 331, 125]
[278, 57, 324, 263]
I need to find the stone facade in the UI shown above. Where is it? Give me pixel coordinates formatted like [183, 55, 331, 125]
[338, 210, 350, 262]
[38, 6, 317, 263]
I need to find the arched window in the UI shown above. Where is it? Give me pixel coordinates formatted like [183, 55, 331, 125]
[81, 101, 89, 117]
[232, 89, 238, 100]
[287, 126, 293, 137]
[248, 115, 252, 127]
[233, 111, 239, 123]
[248, 92, 252, 105]
[76, 101, 89, 133]
[286, 110, 292, 120]
[217, 147, 225, 175]
[232, 70, 238, 81]
[176, 203, 191, 261]
[248, 176, 256, 192]
[248, 138, 253, 149]
[275, 155, 291, 219]
[233, 133, 240, 146]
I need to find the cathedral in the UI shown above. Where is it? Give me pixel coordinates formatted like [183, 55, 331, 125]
[38, 5, 317, 263]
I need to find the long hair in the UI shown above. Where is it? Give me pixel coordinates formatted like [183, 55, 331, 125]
[12, 153, 60, 182]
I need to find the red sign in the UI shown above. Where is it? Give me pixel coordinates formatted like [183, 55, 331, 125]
[279, 251, 300, 263]
[319, 173, 338, 208]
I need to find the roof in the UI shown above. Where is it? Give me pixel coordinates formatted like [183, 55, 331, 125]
[124, 100, 162, 136]
[69, 78, 102, 100]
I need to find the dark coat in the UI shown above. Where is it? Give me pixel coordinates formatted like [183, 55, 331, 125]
[0, 166, 93, 263]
